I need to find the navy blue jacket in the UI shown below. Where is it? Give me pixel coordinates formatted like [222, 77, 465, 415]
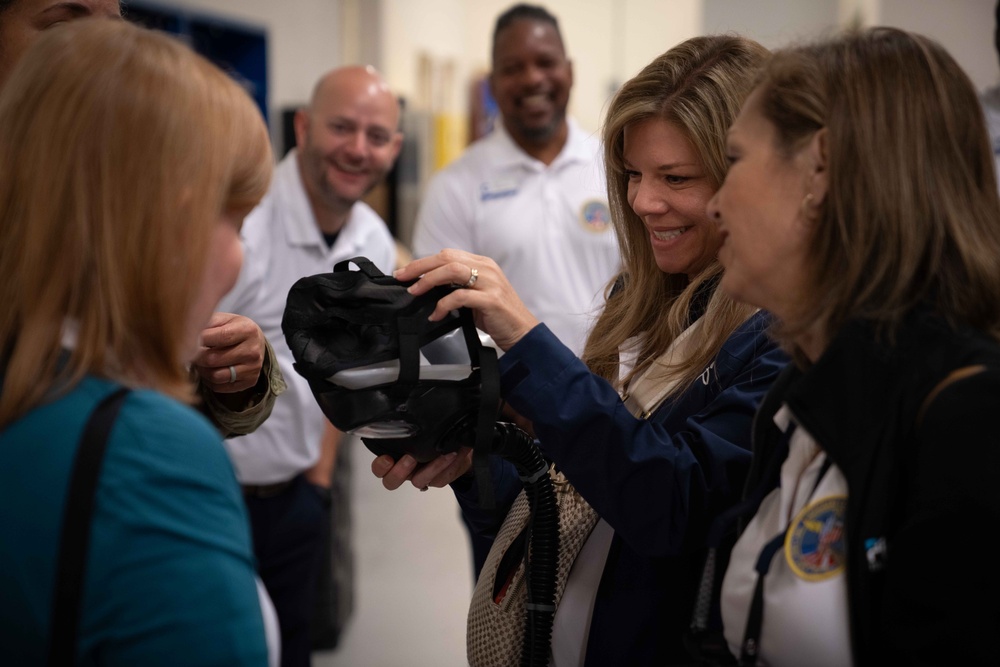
[456, 311, 788, 665]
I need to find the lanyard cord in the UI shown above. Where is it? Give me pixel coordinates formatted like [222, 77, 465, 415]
[738, 455, 834, 666]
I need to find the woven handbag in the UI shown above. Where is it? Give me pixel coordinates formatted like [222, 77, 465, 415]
[467, 468, 599, 666]
[468, 320, 705, 665]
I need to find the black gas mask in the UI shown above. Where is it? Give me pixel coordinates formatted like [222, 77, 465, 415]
[281, 256, 500, 465]
[283, 258, 559, 665]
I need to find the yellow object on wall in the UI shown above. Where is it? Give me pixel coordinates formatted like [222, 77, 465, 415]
[433, 112, 468, 170]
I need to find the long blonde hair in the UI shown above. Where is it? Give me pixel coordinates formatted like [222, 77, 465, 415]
[584, 35, 769, 393]
[0, 19, 272, 427]
[755, 28, 1000, 353]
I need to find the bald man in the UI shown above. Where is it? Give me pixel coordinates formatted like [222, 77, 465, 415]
[217, 66, 402, 667]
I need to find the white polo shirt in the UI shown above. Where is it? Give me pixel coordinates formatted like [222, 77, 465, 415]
[219, 150, 397, 484]
[721, 405, 852, 667]
[412, 119, 620, 356]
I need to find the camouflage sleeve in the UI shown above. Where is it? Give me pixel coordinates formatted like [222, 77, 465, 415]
[199, 336, 287, 438]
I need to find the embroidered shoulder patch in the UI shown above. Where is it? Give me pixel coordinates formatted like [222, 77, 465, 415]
[580, 200, 611, 232]
[784, 495, 847, 581]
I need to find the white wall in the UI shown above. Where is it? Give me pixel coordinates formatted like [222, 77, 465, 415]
[380, 0, 700, 137]
[143, 0, 1000, 249]
[381, 0, 465, 110]
[704, 0, 840, 48]
[838, 0, 880, 27]
[620, 0, 702, 87]
[704, 0, 998, 91]
[151, 0, 344, 145]
[151, 0, 1000, 239]
[877, 0, 998, 90]
[151, 0, 1000, 140]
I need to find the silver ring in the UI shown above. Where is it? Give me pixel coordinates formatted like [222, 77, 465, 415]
[463, 268, 479, 289]
[419, 486, 429, 493]
[228, 365, 238, 384]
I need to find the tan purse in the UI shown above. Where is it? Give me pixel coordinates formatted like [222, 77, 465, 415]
[467, 319, 705, 665]
[467, 469, 599, 666]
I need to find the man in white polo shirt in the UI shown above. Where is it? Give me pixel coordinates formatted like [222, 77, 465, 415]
[218, 65, 401, 667]
[412, 3, 619, 357]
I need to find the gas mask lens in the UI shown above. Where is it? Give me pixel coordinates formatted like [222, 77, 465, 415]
[326, 327, 488, 390]
[352, 420, 417, 439]
[326, 331, 479, 440]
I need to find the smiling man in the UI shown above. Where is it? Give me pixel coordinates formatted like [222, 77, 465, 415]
[412, 3, 619, 358]
[292, 66, 402, 242]
[217, 65, 402, 667]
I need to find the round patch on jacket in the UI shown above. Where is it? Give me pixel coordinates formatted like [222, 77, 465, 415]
[580, 200, 611, 232]
[784, 495, 847, 581]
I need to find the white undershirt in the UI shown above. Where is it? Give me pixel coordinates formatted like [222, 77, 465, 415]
[720, 405, 853, 667]
[549, 518, 614, 666]
[548, 320, 704, 665]
[256, 577, 281, 667]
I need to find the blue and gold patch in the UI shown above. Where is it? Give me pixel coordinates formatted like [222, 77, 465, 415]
[580, 200, 611, 233]
[785, 495, 847, 581]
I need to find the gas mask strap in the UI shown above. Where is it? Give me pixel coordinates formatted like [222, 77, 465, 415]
[333, 256, 385, 278]
[458, 307, 483, 367]
[396, 315, 423, 385]
[471, 314, 500, 509]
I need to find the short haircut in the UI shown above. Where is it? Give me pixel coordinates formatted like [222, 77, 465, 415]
[492, 3, 562, 54]
[0, 19, 273, 425]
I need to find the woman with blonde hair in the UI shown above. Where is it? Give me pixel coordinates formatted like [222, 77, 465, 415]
[381, 35, 787, 665]
[0, 19, 275, 665]
[709, 27, 1000, 665]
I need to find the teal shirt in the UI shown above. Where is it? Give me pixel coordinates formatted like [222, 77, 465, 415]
[0, 377, 268, 666]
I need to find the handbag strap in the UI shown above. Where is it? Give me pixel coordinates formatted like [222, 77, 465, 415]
[47, 386, 131, 667]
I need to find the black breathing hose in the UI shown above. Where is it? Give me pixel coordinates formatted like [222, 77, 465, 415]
[489, 421, 560, 667]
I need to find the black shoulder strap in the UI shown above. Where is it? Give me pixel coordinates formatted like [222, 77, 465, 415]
[47, 386, 131, 667]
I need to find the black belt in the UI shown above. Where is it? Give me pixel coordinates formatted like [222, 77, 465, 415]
[242, 478, 296, 498]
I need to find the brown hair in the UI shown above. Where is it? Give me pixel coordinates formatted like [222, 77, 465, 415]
[584, 35, 769, 393]
[0, 19, 272, 426]
[755, 27, 1000, 353]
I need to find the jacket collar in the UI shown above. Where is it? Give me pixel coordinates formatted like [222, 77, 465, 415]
[767, 308, 1000, 474]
